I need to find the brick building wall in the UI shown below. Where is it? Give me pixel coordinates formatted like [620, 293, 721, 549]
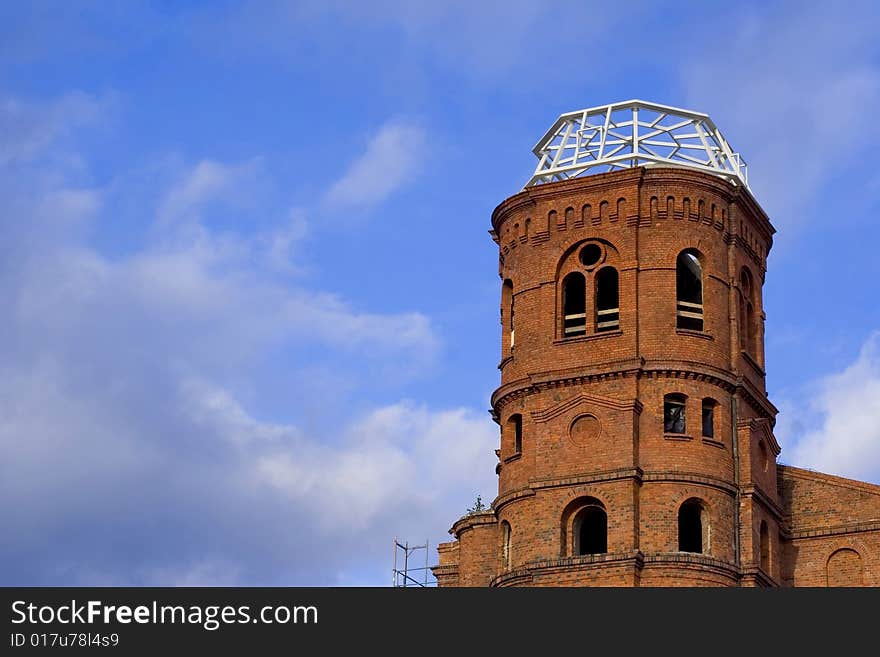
[433, 167, 880, 587]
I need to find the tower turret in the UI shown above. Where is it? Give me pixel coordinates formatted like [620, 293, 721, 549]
[434, 100, 781, 587]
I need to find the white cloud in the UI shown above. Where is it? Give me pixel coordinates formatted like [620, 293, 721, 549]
[0, 91, 105, 165]
[262, 207, 309, 273]
[142, 558, 245, 587]
[157, 158, 262, 227]
[323, 118, 425, 209]
[785, 332, 880, 484]
[0, 93, 468, 585]
[252, 399, 497, 533]
[682, 4, 880, 222]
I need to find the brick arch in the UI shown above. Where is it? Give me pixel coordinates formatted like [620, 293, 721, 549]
[662, 240, 708, 269]
[552, 236, 621, 280]
[669, 486, 715, 511]
[559, 491, 608, 557]
[665, 488, 717, 554]
[826, 547, 864, 587]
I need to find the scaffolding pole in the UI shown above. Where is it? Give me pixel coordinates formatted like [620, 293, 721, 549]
[392, 537, 434, 587]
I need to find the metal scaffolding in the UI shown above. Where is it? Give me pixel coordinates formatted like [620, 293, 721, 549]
[392, 538, 435, 587]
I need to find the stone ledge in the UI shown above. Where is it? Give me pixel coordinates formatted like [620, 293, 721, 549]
[491, 551, 643, 587]
[788, 520, 880, 540]
[449, 509, 497, 537]
[552, 329, 624, 346]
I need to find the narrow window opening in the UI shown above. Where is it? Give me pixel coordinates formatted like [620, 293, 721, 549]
[664, 393, 687, 434]
[676, 250, 703, 331]
[562, 272, 587, 337]
[741, 268, 758, 356]
[508, 414, 523, 455]
[702, 398, 716, 438]
[502, 279, 514, 352]
[678, 499, 704, 553]
[595, 267, 619, 332]
[501, 521, 511, 570]
[746, 301, 755, 353]
[759, 520, 770, 573]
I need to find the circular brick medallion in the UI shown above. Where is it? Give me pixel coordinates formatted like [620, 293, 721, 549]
[569, 414, 601, 447]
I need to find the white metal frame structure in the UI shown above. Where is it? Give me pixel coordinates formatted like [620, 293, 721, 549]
[527, 100, 748, 189]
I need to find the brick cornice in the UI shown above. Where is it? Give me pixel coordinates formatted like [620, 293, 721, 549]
[531, 467, 643, 491]
[740, 485, 785, 520]
[491, 362, 772, 418]
[778, 465, 880, 495]
[491, 550, 741, 587]
[491, 169, 645, 232]
[490, 551, 644, 587]
[787, 520, 880, 540]
[641, 471, 738, 496]
[640, 551, 739, 577]
[449, 510, 497, 538]
[494, 468, 741, 512]
[738, 417, 781, 456]
[738, 565, 777, 587]
[492, 486, 536, 513]
[430, 564, 459, 576]
[735, 378, 779, 421]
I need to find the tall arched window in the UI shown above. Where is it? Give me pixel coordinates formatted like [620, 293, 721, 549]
[664, 393, 687, 434]
[562, 272, 586, 337]
[678, 499, 706, 553]
[574, 503, 608, 555]
[740, 268, 758, 355]
[502, 279, 514, 352]
[501, 521, 511, 570]
[595, 267, 619, 332]
[676, 249, 703, 330]
[507, 413, 523, 455]
[759, 520, 770, 573]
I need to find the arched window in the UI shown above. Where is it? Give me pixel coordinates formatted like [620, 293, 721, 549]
[574, 503, 607, 555]
[562, 272, 586, 337]
[507, 414, 523, 455]
[502, 279, 514, 351]
[759, 520, 770, 573]
[758, 440, 769, 473]
[595, 267, 619, 332]
[676, 249, 703, 330]
[740, 267, 758, 355]
[664, 393, 687, 434]
[701, 398, 717, 438]
[827, 548, 864, 587]
[678, 499, 706, 553]
[501, 521, 511, 570]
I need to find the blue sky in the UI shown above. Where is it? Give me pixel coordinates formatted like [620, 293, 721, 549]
[1, 1, 878, 586]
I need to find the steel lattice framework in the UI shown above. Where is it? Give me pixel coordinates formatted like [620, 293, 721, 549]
[527, 100, 748, 189]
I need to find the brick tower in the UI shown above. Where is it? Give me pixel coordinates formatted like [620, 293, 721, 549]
[433, 100, 880, 587]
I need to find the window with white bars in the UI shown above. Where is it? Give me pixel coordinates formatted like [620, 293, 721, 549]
[562, 272, 586, 337]
[595, 266, 619, 332]
[676, 250, 703, 331]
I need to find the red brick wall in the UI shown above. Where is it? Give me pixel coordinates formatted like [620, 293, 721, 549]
[432, 168, 880, 587]
[778, 466, 880, 587]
